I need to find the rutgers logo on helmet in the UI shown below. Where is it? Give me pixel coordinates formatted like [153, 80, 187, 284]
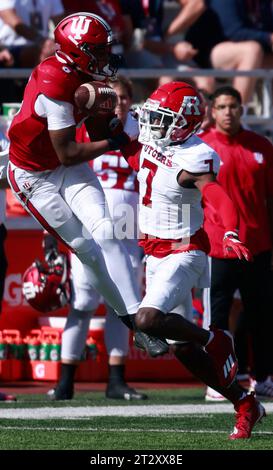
[22, 254, 70, 313]
[54, 12, 121, 79]
[139, 81, 205, 146]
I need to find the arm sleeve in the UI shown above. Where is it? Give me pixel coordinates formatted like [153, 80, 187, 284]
[121, 140, 142, 171]
[34, 95, 75, 130]
[201, 181, 238, 231]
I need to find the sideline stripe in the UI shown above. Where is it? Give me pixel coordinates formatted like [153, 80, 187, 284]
[0, 426, 272, 435]
[0, 402, 272, 419]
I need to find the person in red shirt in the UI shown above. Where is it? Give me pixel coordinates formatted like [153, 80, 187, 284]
[7, 12, 166, 357]
[46, 76, 147, 401]
[201, 85, 273, 398]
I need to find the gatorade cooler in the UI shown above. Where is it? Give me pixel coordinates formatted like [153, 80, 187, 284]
[0, 331, 9, 380]
[25, 328, 62, 380]
[25, 329, 41, 361]
[2, 330, 24, 380]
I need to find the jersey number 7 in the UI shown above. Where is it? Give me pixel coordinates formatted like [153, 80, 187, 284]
[141, 159, 158, 207]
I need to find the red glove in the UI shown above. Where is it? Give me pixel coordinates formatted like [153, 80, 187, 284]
[223, 231, 253, 261]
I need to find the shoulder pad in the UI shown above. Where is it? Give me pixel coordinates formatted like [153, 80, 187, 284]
[36, 57, 83, 103]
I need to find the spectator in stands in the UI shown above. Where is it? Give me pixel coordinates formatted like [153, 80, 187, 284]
[0, 121, 16, 402]
[166, 0, 273, 104]
[47, 76, 147, 401]
[0, 45, 14, 66]
[163, 0, 215, 93]
[0, 0, 64, 67]
[198, 88, 213, 131]
[201, 86, 273, 399]
[120, 0, 199, 84]
[62, 1, 132, 59]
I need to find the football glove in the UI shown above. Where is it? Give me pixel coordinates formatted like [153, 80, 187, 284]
[223, 231, 253, 261]
[107, 117, 131, 150]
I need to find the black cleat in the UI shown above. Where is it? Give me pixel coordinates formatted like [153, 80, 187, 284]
[47, 386, 74, 401]
[0, 392, 17, 402]
[106, 383, 148, 400]
[134, 331, 169, 357]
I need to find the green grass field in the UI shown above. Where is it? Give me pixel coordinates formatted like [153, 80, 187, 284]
[0, 387, 272, 450]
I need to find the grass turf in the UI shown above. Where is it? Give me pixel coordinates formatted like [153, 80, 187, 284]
[0, 387, 272, 450]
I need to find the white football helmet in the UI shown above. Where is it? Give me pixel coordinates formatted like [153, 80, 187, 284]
[139, 81, 205, 146]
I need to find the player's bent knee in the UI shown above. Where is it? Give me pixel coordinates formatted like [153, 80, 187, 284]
[92, 219, 115, 248]
[135, 308, 159, 331]
[69, 237, 93, 254]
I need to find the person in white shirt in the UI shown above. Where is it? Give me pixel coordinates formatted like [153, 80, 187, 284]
[0, 0, 64, 67]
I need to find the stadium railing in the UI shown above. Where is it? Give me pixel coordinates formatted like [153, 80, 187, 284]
[1, 67, 273, 128]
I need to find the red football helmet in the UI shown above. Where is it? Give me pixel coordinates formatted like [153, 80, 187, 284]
[22, 255, 70, 313]
[139, 81, 205, 146]
[54, 12, 120, 79]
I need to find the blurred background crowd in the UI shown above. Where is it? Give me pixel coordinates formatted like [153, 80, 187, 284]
[1, 0, 273, 402]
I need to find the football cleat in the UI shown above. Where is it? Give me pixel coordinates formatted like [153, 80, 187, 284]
[0, 391, 17, 402]
[229, 392, 266, 440]
[205, 326, 238, 388]
[134, 331, 169, 357]
[106, 383, 148, 400]
[47, 386, 74, 401]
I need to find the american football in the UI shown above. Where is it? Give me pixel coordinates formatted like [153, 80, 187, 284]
[74, 81, 117, 115]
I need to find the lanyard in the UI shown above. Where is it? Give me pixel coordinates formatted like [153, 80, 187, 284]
[142, 0, 161, 18]
[142, 0, 149, 17]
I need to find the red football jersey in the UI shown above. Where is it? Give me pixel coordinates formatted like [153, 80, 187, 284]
[201, 127, 273, 257]
[8, 56, 87, 171]
[76, 124, 138, 192]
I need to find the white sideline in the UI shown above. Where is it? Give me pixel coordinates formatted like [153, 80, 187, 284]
[0, 402, 273, 419]
[0, 426, 272, 435]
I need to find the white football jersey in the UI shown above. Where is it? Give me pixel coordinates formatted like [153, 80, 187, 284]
[138, 134, 220, 239]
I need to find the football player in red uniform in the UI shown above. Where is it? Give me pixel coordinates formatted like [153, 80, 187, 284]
[47, 76, 148, 400]
[7, 12, 165, 355]
[201, 86, 273, 403]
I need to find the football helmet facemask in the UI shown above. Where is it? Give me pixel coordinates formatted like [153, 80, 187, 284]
[54, 12, 120, 79]
[22, 254, 70, 313]
[139, 81, 205, 146]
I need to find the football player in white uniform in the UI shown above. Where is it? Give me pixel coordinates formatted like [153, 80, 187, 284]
[47, 76, 148, 400]
[119, 81, 265, 439]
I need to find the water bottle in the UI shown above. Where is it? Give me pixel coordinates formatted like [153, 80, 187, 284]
[39, 340, 52, 361]
[86, 337, 98, 361]
[27, 338, 41, 361]
[0, 332, 7, 360]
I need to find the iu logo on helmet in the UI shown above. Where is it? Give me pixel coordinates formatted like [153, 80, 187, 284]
[69, 16, 92, 44]
[182, 96, 201, 115]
